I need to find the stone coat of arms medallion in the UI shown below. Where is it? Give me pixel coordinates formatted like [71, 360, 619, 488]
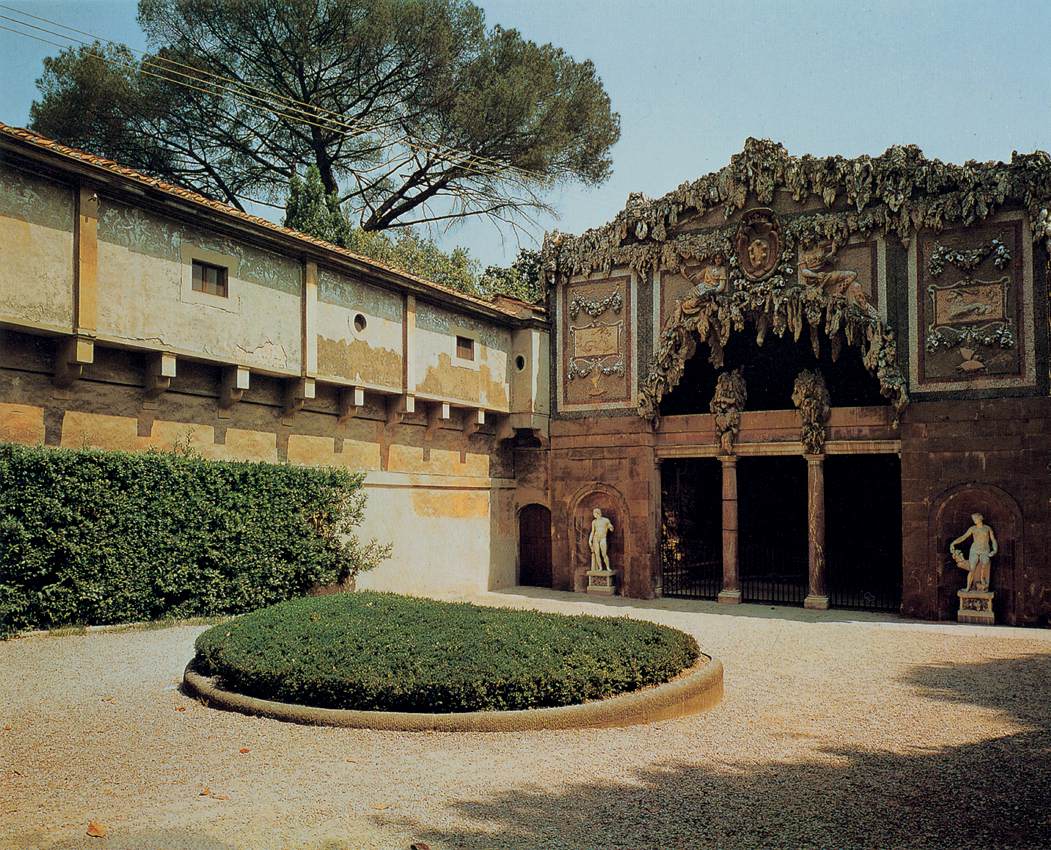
[735, 208, 782, 281]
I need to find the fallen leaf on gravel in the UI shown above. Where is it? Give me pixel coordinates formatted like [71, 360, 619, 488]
[239, 747, 250, 754]
[371, 803, 389, 810]
[2, 724, 11, 731]
[215, 794, 230, 801]
[101, 697, 116, 704]
[86, 821, 107, 837]
[175, 706, 187, 712]
[199, 787, 211, 797]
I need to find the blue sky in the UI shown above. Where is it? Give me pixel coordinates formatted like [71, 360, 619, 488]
[2, 0, 1050, 267]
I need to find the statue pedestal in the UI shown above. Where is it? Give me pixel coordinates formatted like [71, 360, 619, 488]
[957, 589, 995, 625]
[586, 569, 617, 596]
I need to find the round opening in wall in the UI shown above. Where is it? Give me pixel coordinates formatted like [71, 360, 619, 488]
[515, 354, 527, 371]
[353, 314, 367, 333]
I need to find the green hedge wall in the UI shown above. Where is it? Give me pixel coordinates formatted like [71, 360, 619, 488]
[0, 443, 387, 637]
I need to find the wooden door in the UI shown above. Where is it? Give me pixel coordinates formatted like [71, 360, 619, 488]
[519, 504, 552, 587]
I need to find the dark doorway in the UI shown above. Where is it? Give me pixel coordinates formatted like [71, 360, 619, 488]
[738, 456, 809, 605]
[659, 322, 888, 416]
[825, 455, 902, 611]
[518, 504, 552, 587]
[660, 459, 722, 599]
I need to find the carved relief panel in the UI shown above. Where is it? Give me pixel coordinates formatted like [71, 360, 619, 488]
[912, 217, 1033, 389]
[796, 239, 880, 316]
[560, 275, 633, 409]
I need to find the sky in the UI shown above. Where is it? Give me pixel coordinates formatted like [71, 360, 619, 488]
[2, 0, 1050, 268]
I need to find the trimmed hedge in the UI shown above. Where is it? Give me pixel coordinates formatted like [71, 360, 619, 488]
[0, 443, 387, 637]
[193, 592, 700, 712]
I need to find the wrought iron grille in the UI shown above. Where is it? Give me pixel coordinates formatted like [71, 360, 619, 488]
[662, 552, 721, 599]
[740, 541, 808, 605]
[827, 564, 901, 612]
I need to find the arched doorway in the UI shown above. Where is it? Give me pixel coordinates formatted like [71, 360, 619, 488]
[518, 504, 552, 587]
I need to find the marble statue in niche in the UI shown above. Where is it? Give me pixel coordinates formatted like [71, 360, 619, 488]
[950, 513, 998, 592]
[586, 507, 617, 596]
[799, 241, 878, 318]
[589, 507, 614, 571]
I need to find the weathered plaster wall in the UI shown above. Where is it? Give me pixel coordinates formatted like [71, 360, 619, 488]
[95, 199, 303, 374]
[0, 164, 74, 333]
[316, 267, 404, 390]
[0, 333, 517, 597]
[414, 301, 511, 410]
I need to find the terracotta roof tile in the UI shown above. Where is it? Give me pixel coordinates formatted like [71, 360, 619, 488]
[0, 122, 526, 318]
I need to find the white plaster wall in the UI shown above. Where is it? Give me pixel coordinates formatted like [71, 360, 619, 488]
[355, 475, 517, 596]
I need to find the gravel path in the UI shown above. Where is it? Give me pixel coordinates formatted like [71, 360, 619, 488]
[2, 590, 1050, 850]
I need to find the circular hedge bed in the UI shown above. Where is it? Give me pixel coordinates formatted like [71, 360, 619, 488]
[191, 592, 699, 713]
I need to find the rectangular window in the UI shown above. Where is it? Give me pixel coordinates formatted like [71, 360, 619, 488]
[456, 335, 475, 361]
[192, 259, 228, 297]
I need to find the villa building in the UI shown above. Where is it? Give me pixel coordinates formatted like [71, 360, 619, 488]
[1, 126, 1049, 625]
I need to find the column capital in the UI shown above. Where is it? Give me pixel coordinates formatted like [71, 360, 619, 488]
[804, 452, 825, 465]
[717, 453, 737, 466]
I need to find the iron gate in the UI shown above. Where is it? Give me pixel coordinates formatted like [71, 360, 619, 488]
[740, 541, 808, 605]
[662, 548, 721, 599]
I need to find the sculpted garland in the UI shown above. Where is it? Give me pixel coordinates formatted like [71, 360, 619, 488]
[543, 138, 1051, 420]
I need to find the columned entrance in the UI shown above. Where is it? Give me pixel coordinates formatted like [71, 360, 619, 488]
[658, 443, 903, 610]
[825, 454, 903, 611]
[660, 459, 722, 599]
[738, 456, 809, 605]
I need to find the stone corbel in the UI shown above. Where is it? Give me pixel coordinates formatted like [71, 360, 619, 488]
[463, 408, 486, 438]
[144, 352, 177, 402]
[219, 366, 251, 417]
[495, 415, 515, 441]
[385, 394, 415, 428]
[282, 377, 315, 420]
[338, 386, 365, 423]
[425, 401, 451, 440]
[53, 336, 94, 389]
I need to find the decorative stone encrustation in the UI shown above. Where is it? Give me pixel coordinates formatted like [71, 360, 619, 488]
[587, 507, 617, 595]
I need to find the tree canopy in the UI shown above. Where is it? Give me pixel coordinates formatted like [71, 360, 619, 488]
[284, 164, 481, 294]
[30, 0, 620, 236]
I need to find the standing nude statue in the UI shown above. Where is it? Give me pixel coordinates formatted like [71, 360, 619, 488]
[588, 508, 614, 571]
[950, 513, 998, 592]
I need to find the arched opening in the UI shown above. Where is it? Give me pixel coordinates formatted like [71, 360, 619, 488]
[518, 504, 552, 588]
[659, 321, 888, 416]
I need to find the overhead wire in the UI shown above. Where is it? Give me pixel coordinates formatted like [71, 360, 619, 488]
[0, 3, 548, 185]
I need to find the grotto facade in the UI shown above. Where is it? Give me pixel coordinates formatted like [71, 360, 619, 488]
[532, 138, 1051, 626]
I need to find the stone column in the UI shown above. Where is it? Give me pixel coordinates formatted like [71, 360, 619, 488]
[804, 453, 829, 610]
[717, 455, 741, 604]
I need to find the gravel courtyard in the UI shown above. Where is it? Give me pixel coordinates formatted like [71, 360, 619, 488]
[2, 589, 1050, 850]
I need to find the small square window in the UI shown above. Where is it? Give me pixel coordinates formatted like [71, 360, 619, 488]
[456, 335, 475, 361]
[192, 259, 228, 297]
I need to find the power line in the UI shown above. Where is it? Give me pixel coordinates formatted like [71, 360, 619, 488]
[0, 3, 548, 185]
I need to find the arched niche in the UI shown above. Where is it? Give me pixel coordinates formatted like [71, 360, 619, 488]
[928, 483, 1024, 624]
[567, 482, 630, 593]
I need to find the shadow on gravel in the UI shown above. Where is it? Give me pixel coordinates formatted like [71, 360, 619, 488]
[11, 828, 243, 850]
[391, 653, 1051, 850]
